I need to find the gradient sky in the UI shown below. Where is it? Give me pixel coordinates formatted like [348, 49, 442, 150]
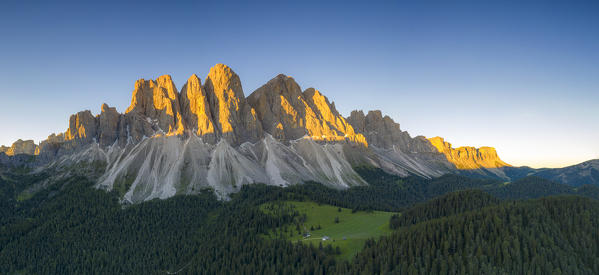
[1, 0, 598, 168]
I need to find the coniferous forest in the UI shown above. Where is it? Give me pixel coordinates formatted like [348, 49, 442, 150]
[1, 167, 599, 274]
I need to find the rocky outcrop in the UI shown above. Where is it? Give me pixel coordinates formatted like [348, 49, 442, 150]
[125, 75, 182, 135]
[301, 88, 365, 144]
[0, 139, 38, 156]
[347, 110, 434, 152]
[37, 133, 65, 158]
[98, 104, 120, 146]
[247, 74, 366, 145]
[247, 74, 306, 140]
[428, 137, 510, 169]
[65, 110, 97, 143]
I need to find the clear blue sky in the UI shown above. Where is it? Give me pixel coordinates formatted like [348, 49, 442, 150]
[1, 0, 598, 168]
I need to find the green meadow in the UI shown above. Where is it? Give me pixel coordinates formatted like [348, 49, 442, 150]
[262, 201, 396, 260]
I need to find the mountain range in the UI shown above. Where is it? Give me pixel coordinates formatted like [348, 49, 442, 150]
[1, 64, 597, 203]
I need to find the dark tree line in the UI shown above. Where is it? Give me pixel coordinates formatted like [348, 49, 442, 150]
[395, 189, 500, 227]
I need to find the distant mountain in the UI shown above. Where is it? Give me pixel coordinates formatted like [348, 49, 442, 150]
[531, 159, 599, 187]
[0, 64, 592, 203]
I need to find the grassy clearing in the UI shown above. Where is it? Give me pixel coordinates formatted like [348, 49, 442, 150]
[16, 191, 33, 202]
[262, 201, 396, 260]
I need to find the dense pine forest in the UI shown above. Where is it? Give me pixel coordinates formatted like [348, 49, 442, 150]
[1, 166, 599, 274]
[353, 196, 599, 274]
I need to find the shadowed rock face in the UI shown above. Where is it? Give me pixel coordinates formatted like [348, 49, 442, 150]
[98, 104, 120, 146]
[347, 110, 435, 152]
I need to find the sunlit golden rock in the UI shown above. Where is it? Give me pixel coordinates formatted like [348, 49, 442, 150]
[204, 64, 262, 145]
[65, 110, 97, 142]
[248, 74, 367, 145]
[428, 136, 510, 169]
[180, 74, 218, 143]
[247, 74, 307, 140]
[126, 75, 182, 134]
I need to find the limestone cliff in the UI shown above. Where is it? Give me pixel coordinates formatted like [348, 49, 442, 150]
[428, 136, 510, 169]
[346, 110, 434, 152]
[65, 110, 97, 144]
[125, 75, 182, 135]
[98, 104, 120, 146]
[247, 74, 366, 145]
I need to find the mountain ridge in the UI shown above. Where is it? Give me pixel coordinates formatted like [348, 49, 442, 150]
[1, 63, 558, 203]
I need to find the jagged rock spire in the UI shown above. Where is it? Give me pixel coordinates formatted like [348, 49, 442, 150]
[180, 74, 218, 143]
[203, 64, 262, 145]
[125, 75, 182, 134]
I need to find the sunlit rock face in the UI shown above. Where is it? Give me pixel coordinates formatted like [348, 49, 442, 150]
[247, 74, 367, 145]
[428, 136, 510, 169]
[125, 75, 183, 135]
[65, 110, 98, 145]
[204, 64, 263, 145]
[179, 74, 218, 143]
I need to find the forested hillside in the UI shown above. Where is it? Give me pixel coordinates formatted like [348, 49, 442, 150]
[351, 196, 599, 274]
[1, 166, 598, 274]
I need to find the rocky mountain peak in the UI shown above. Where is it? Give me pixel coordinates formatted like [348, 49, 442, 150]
[126, 75, 182, 134]
[204, 64, 262, 145]
[205, 64, 244, 100]
[65, 110, 97, 143]
[247, 74, 305, 140]
[248, 75, 366, 145]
